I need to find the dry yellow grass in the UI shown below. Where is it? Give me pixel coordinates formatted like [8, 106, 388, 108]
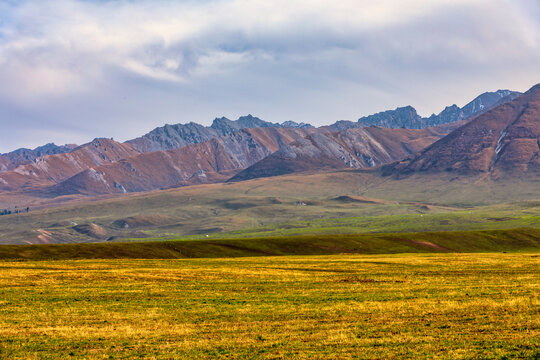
[0, 253, 539, 359]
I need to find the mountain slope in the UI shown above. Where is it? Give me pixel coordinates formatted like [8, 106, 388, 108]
[52, 127, 312, 195]
[0, 139, 140, 191]
[0, 88, 527, 197]
[460, 90, 520, 118]
[0, 143, 77, 172]
[0, 115, 297, 193]
[385, 84, 540, 177]
[230, 126, 449, 181]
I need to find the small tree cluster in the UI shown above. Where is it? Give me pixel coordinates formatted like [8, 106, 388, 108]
[0, 207, 30, 216]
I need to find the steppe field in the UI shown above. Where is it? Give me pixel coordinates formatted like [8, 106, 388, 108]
[0, 252, 539, 359]
[0, 170, 538, 359]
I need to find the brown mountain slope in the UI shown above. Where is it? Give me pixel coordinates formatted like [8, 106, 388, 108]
[51, 127, 312, 195]
[0, 139, 140, 192]
[385, 84, 540, 178]
[0, 143, 77, 172]
[230, 126, 448, 181]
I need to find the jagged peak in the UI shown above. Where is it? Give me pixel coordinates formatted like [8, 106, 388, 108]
[237, 114, 257, 121]
[396, 105, 417, 112]
[357, 105, 420, 122]
[211, 115, 270, 130]
[213, 116, 231, 122]
[495, 89, 514, 96]
[90, 137, 115, 143]
[281, 120, 314, 128]
[73, 138, 119, 151]
[210, 116, 233, 127]
[443, 104, 459, 110]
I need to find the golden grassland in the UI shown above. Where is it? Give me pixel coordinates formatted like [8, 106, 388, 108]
[0, 253, 538, 359]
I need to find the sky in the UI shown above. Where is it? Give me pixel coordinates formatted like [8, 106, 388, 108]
[0, 0, 540, 152]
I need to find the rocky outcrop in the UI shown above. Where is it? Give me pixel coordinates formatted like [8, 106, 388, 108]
[357, 106, 423, 129]
[126, 114, 308, 153]
[210, 114, 275, 134]
[126, 122, 220, 153]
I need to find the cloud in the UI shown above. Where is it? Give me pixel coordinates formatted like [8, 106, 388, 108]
[0, 0, 539, 151]
[0, 0, 497, 98]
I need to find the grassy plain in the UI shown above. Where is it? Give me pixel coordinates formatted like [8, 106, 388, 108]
[176, 202, 540, 241]
[0, 169, 539, 244]
[0, 253, 538, 359]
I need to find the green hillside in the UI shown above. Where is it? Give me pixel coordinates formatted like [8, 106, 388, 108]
[1, 228, 539, 261]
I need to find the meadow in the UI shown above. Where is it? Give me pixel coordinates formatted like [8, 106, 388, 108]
[175, 203, 540, 241]
[1, 170, 539, 244]
[0, 253, 538, 359]
[0, 170, 538, 359]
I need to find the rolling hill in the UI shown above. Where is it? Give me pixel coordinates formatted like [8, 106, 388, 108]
[0, 165, 538, 244]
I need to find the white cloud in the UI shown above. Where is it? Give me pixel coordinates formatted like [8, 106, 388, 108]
[0, 0, 539, 151]
[0, 0, 500, 100]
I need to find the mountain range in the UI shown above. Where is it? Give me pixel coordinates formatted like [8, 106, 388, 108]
[126, 115, 313, 153]
[384, 85, 540, 178]
[229, 125, 451, 182]
[0, 86, 537, 201]
[52, 127, 313, 195]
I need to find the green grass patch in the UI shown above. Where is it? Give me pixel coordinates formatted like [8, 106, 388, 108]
[1, 228, 539, 261]
[177, 206, 540, 240]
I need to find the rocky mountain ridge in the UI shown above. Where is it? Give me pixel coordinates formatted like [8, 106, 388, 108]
[230, 125, 454, 182]
[340, 90, 522, 130]
[52, 127, 313, 195]
[0, 86, 533, 198]
[126, 114, 313, 153]
[0, 143, 77, 172]
[384, 85, 540, 177]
